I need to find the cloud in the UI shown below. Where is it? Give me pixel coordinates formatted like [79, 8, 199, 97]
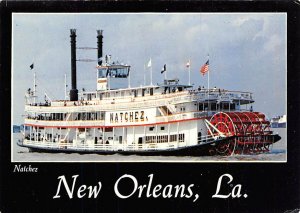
[263, 34, 282, 53]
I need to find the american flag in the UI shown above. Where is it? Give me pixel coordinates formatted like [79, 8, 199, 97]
[200, 60, 209, 76]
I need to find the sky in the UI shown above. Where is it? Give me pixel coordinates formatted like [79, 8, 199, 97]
[12, 13, 287, 124]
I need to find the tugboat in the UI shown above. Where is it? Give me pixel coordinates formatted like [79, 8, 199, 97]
[17, 29, 281, 156]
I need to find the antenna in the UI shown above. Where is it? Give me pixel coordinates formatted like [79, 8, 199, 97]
[64, 73, 68, 100]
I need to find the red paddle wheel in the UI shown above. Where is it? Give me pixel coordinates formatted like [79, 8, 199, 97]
[208, 112, 275, 156]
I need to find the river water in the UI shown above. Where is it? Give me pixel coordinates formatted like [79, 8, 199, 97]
[12, 128, 286, 162]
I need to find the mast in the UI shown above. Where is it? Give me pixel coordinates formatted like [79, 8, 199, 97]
[144, 64, 146, 86]
[207, 54, 210, 111]
[128, 71, 131, 88]
[150, 58, 153, 86]
[64, 73, 67, 100]
[188, 59, 191, 86]
[33, 71, 36, 103]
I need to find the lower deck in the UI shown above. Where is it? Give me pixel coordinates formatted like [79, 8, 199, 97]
[20, 120, 215, 152]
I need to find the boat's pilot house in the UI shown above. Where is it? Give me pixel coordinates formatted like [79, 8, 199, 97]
[162, 79, 186, 94]
[97, 64, 130, 78]
[96, 59, 130, 91]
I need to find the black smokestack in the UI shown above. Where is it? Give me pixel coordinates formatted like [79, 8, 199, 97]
[97, 30, 103, 65]
[70, 29, 78, 101]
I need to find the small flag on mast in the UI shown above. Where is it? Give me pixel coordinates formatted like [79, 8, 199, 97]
[161, 64, 166, 74]
[147, 58, 152, 68]
[200, 60, 209, 76]
[30, 63, 34, 70]
[186, 60, 190, 68]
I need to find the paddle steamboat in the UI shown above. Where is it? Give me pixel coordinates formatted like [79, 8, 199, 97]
[18, 29, 281, 156]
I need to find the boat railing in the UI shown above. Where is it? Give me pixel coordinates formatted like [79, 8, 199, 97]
[23, 139, 182, 151]
[25, 93, 194, 113]
[24, 118, 105, 127]
[192, 90, 253, 102]
[23, 133, 218, 152]
[25, 89, 253, 111]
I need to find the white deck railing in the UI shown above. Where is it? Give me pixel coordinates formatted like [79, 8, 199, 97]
[24, 111, 208, 127]
[24, 118, 105, 127]
[21, 134, 217, 152]
[23, 140, 182, 151]
[25, 89, 253, 114]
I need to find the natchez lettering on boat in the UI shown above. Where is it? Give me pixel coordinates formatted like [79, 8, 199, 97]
[108, 110, 149, 124]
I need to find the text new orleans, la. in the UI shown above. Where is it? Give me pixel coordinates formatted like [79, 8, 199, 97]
[53, 173, 248, 201]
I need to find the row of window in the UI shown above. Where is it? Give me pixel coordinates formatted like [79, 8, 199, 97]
[145, 133, 185, 143]
[149, 126, 165, 131]
[98, 88, 155, 100]
[27, 112, 105, 121]
[198, 103, 236, 111]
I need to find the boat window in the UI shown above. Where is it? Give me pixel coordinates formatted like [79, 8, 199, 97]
[98, 68, 107, 78]
[211, 103, 217, 111]
[150, 88, 153, 96]
[142, 89, 145, 96]
[230, 103, 236, 110]
[198, 103, 203, 111]
[87, 94, 92, 101]
[203, 103, 208, 111]
[223, 103, 229, 110]
[198, 132, 202, 138]
[108, 67, 129, 78]
[164, 87, 168, 94]
[160, 126, 165, 131]
[104, 127, 113, 132]
[149, 127, 155, 131]
[170, 135, 177, 142]
[138, 137, 142, 144]
[198, 132, 202, 144]
[179, 134, 185, 142]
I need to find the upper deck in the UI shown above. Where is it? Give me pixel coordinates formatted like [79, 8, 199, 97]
[25, 83, 254, 114]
